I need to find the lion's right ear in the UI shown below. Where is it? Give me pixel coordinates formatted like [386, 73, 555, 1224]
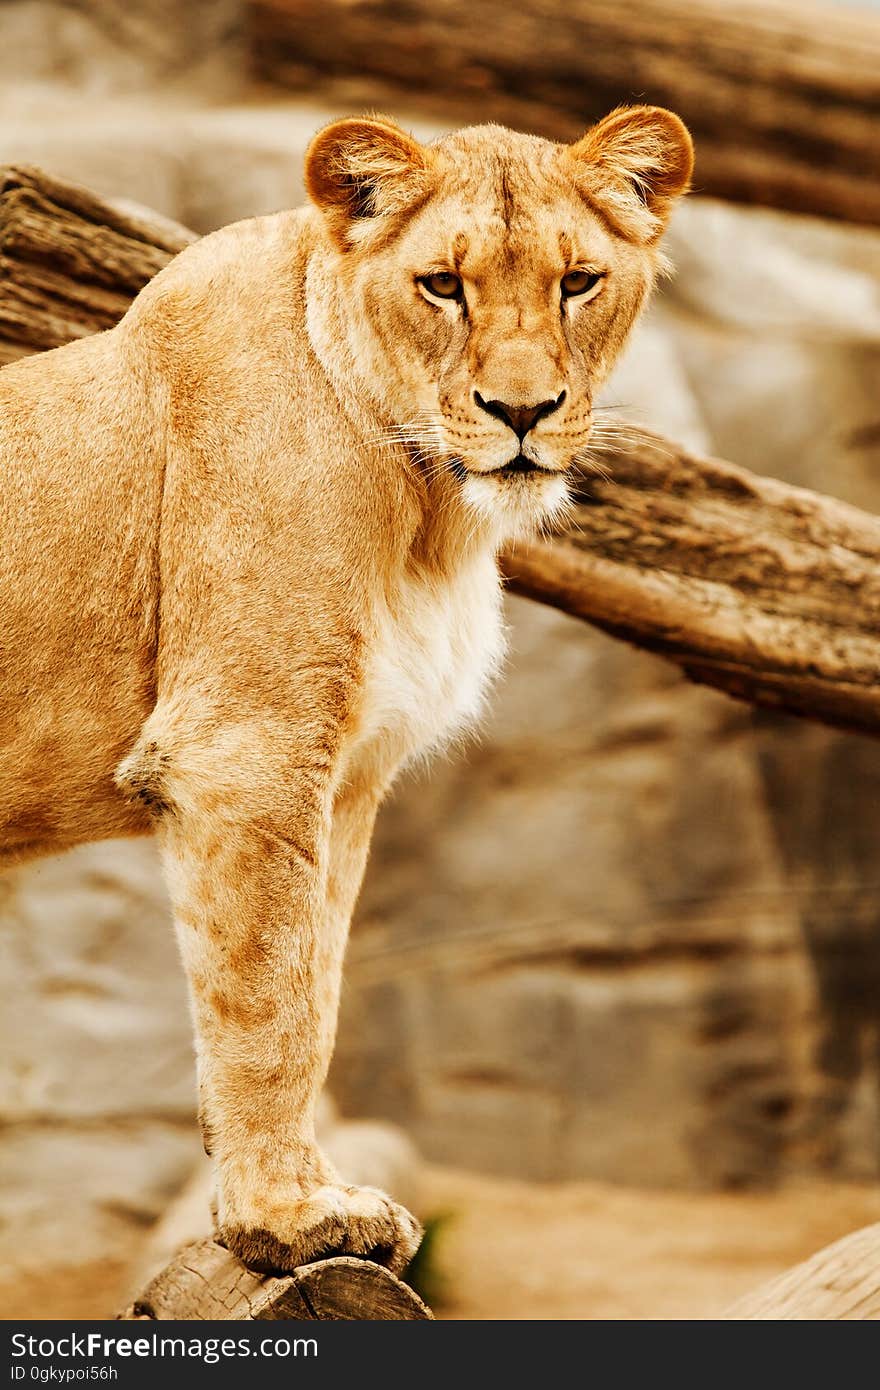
[304, 117, 433, 247]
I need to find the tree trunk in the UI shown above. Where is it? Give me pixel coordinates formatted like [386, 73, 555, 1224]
[3, 163, 880, 734]
[247, 0, 880, 228]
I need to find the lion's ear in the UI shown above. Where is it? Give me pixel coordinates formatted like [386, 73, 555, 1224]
[568, 105, 694, 238]
[304, 117, 433, 246]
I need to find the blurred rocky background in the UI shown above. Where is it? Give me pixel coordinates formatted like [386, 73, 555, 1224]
[2, 0, 880, 1319]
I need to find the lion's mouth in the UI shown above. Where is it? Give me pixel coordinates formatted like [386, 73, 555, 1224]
[496, 453, 556, 477]
[448, 454, 558, 481]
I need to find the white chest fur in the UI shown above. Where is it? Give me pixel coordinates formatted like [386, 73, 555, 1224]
[355, 551, 506, 767]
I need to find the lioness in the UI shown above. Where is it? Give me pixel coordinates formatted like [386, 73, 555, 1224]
[0, 108, 692, 1274]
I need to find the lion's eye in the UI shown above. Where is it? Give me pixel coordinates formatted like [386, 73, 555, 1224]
[420, 272, 463, 301]
[561, 269, 604, 300]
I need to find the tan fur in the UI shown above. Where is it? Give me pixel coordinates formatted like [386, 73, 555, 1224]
[0, 108, 692, 1272]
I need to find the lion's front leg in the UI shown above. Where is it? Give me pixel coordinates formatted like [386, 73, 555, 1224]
[124, 713, 421, 1275]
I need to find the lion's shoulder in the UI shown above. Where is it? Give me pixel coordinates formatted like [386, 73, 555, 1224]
[126, 207, 316, 346]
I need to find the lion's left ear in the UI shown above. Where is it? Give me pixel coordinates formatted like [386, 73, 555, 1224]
[304, 117, 434, 247]
[567, 105, 694, 239]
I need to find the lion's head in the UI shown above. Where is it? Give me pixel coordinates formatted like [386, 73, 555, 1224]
[304, 108, 692, 537]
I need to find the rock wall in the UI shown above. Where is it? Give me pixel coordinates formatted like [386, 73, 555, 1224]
[0, 840, 200, 1285]
[2, 1, 244, 95]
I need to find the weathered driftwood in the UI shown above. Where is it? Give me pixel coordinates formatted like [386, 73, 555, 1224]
[724, 1221, 880, 1320]
[3, 164, 880, 735]
[118, 1239, 433, 1321]
[248, 0, 880, 228]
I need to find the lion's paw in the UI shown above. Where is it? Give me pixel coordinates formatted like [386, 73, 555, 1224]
[221, 1184, 423, 1276]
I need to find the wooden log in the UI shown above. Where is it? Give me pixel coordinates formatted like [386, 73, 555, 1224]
[4, 165, 880, 734]
[118, 1238, 433, 1321]
[503, 430, 880, 736]
[724, 1221, 880, 1320]
[247, 0, 880, 228]
[0, 165, 194, 363]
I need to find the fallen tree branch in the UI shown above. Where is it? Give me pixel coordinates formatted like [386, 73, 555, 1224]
[248, 0, 880, 228]
[723, 1220, 880, 1320]
[503, 434, 880, 735]
[3, 164, 880, 735]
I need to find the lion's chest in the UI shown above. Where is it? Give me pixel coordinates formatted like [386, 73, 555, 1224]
[356, 553, 505, 765]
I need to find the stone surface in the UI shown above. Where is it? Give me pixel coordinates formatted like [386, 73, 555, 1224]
[0, 1119, 201, 1270]
[659, 196, 880, 511]
[0, 840, 200, 1275]
[0, 840, 191, 1123]
[0, 2, 244, 96]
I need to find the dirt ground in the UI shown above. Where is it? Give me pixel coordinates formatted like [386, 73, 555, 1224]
[3, 1167, 880, 1321]
[420, 1167, 880, 1320]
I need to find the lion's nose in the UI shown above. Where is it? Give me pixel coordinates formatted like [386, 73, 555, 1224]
[473, 390, 566, 439]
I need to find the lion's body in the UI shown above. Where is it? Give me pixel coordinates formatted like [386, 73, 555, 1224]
[0, 209, 503, 861]
[0, 109, 692, 1272]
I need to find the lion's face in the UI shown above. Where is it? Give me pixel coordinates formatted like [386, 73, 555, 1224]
[361, 162, 656, 532]
[306, 110, 693, 537]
